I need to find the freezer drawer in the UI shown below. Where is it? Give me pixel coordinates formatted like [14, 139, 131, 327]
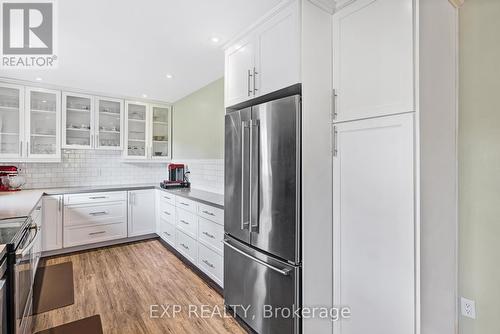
[224, 237, 300, 334]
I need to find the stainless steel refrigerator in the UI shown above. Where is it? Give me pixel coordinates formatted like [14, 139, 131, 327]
[224, 94, 301, 334]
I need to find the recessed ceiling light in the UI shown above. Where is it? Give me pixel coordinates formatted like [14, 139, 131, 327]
[166, 74, 173, 79]
[35, 77, 42, 81]
[141, 94, 148, 98]
[42, 100, 47, 103]
[211, 36, 220, 43]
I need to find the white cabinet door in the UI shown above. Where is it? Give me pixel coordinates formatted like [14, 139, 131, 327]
[42, 195, 63, 251]
[333, 0, 414, 122]
[150, 104, 172, 160]
[62, 92, 94, 149]
[128, 190, 155, 236]
[255, 1, 300, 96]
[0, 83, 24, 160]
[124, 101, 148, 159]
[224, 37, 256, 107]
[25, 87, 61, 161]
[94, 96, 123, 150]
[332, 113, 415, 334]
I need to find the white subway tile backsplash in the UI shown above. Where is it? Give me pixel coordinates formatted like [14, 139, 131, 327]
[1, 150, 224, 194]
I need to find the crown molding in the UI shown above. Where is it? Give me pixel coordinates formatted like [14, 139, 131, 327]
[449, 0, 464, 8]
[308, 0, 336, 14]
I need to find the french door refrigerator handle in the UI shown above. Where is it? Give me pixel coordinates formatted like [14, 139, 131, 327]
[250, 119, 260, 233]
[224, 239, 291, 276]
[241, 121, 250, 231]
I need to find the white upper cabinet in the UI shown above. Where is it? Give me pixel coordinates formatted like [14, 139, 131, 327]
[255, 1, 300, 96]
[224, 1, 300, 107]
[95, 97, 123, 150]
[150, 104, 172, 160]
[124, 101, 171, 160]
[0, 83, 24, 160]
[124, 101, 148, 159]
[225, 37, 256, 107]
[333, 0, 414, 122]
[26, 87, 61, 160]
[0, 83, 61, 162]
[332, 113, 415, 334]
[62, 92, 94, 149]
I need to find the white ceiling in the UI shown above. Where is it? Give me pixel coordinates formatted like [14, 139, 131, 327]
[0, 0, 282, 102]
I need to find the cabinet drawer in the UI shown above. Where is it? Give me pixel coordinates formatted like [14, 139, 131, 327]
[64, 222, 127, 247]
[176, 208, 198, 239]
[175, 196, 197, 213]
[159, 191, 176, 206]
[198, 203, 223, 225]
[159, 218, 176, 247]
[198, 217, 224, 255]
[198, 243, 223, 287]
[159, 202, 176, 223]
[64, 202, 127, 227]
[64, 191, 127, 205]
[176, 229, 197, 264]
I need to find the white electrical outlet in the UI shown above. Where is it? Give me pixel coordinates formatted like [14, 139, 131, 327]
[461, 297, 476, 319]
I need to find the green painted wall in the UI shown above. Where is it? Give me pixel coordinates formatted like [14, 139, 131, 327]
[459, 1, 500, 333]
[172, 78, 224, 159]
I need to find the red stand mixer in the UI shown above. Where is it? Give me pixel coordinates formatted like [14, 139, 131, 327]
[0, 166, 25, 192]
[160, 164, 190, 189]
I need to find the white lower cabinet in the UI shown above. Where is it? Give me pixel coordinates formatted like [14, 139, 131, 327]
[64, 222, 127, 248]
[42, 195, 63, 251]
[63, 191, 128, 248]
[198, 243, 223, 287]
[332, 113, 415, 334]
[159, 217, 176, 247]
[128, 189, 156, 237]
[156, 190, 224, 287]
[176, 229, 198, 264]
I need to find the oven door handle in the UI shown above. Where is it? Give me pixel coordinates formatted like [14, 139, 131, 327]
[16, 224, 39, 259]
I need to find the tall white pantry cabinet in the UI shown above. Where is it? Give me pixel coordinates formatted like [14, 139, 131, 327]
[327, 0, 458, 334]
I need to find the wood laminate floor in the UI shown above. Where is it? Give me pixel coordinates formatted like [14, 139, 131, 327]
[33, 239, 246, 334]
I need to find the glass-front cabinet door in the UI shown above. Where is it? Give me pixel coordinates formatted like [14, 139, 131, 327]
[0, 83, 23, 159]
[95, 97, 123, 150]
[150, 104, 171, 160]
[125, 101, 148, 159]
[25, 87, 61, 160]
[63, 92, 94, 149]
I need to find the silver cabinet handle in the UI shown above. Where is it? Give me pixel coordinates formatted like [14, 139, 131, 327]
[96, 134, 99, 147]
[90, 134, 93, 148]
[89, 211, 108, 216]
[163, 211, 171, 216]
[20, 141, 22, 156]
[26, 141, 29, 156]
[89, 196, 107, 200]
[332, 89, 338, 121]
[180, 243, 189, 250]
[58, 197, 62, 212]
[164, 231, 171, 237]
[247, 69, 253, 97]
[253, 67, 258, 95]
[333, 126, 338, 157]
[89, 231, 106, 236]
[202, 259, 214, 268]
[224, 239, 292, 276]
[163, 196, 171, 200]
[202, 210, 215, 216]
[202, 231, 215, 239]
[180, 220, 189, 225]
[180, 202, 189, 207]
